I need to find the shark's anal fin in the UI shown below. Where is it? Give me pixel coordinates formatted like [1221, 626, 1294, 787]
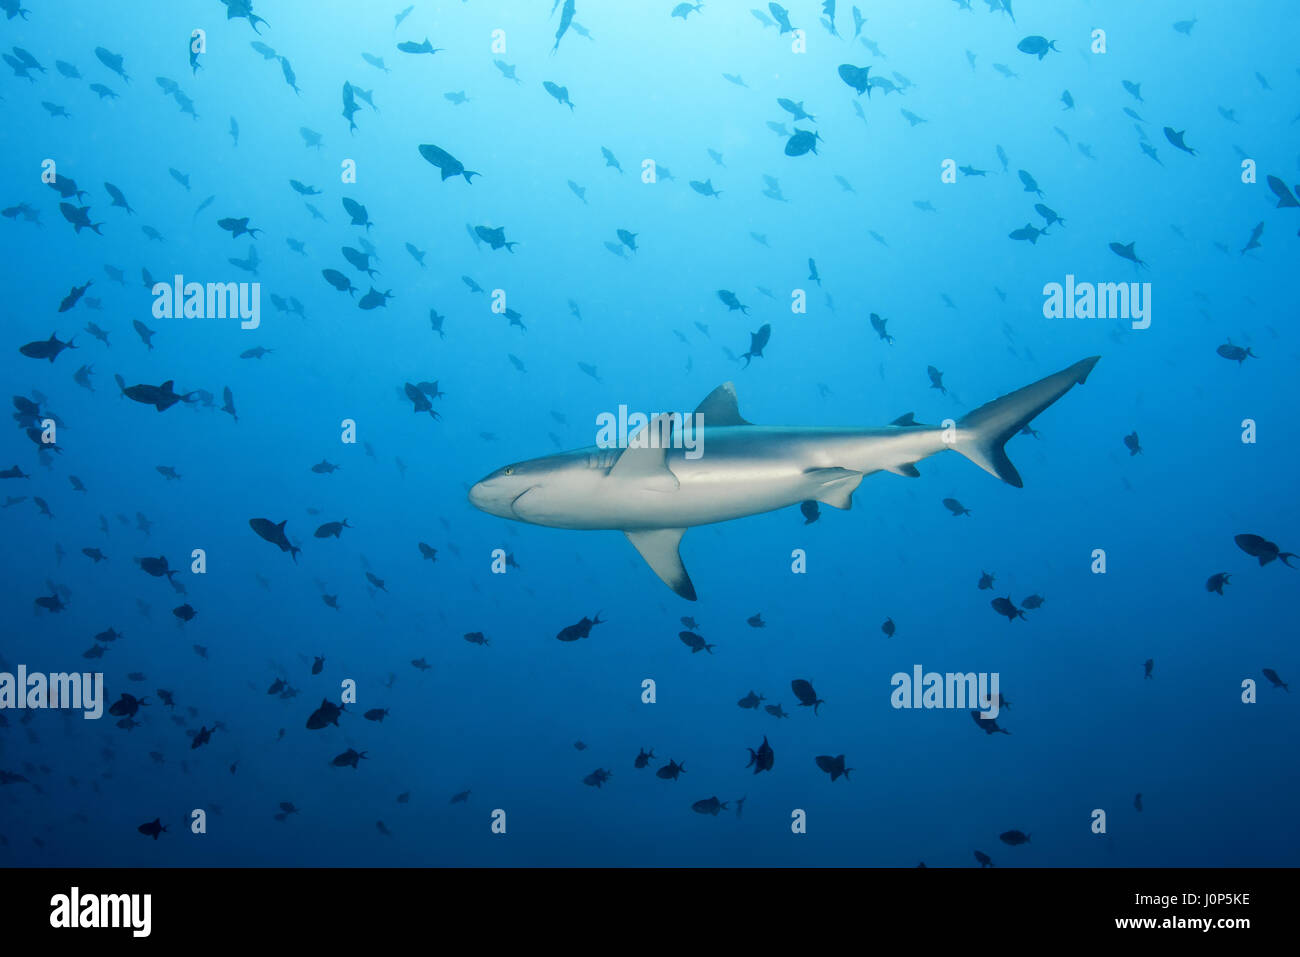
[888, 463, 921, 477]
[805, 467, 864, 509]
[624, 528, 696, 600]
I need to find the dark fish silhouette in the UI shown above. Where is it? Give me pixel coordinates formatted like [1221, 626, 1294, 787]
[815, 754, 852, 782]
[692, 796, 729, 815]
[791, 679, 824, 714]
[543, 80, 574, 110]
[59, 203, 103, 235]
[342, 197, 372, 230]
[306, 698, 344, 730]
[679, 631, 714, 654]
[1216, 340, 1256, 364]
[943, 498, 971, 517]
[418, 144, 479, 183]
[1000, 830, 1030, 846]
[137, 818, 167, 840]
[838, 63, 871, 95]
[870, 313, 894, 344]
[1265, 175, 1299, 208]
[990, 597, 1024, 622]
[656, 759, 685, 780]
[475, 225, 518, 251]
[1016, 36, 1057, 59]
[249, 518, 301, 562]
[800, 501, 820, 524]
[768, 2, 794, 32]
[556, 614, 605, 642]
[1123, 431, 1142, 455]
[972, 710, 1010, 735]
[784, 129, 821, 156]
[717, 290, 748, 314]
[741, 324, 771, 367]
[116, 377, 196, 411]
[1163, 127, 1196, 155]
[19, 333, 76, 363]
[94, 46, 130, 83]
[1262, 669, 1289, 692]
[1109, 242, 1148, 268]
[746, 735, 774, 773]
[397, 37, 443, 55]
[1234, 534, 1296, 568]
[332, 748, 367, 769]
[737, 690, 765, 710]
[218, 216, 261, 238]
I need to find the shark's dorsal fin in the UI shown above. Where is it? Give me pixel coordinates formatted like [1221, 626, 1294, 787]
[624, 528, 696, 600]
[694, 382, 752, 426]
[891, 412, 917, 426]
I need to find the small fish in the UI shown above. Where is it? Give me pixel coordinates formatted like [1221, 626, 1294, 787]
[1163, 127, 1196, 156]
[1016, 36, 1058, 59]
[1216, 340, 1257, 364]
[397, 38, 444, 55]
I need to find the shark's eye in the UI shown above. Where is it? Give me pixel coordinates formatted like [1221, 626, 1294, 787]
[503, 466, 514, 475]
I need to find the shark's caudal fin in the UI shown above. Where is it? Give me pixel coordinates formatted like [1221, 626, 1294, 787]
[954, 356, 1100, 487]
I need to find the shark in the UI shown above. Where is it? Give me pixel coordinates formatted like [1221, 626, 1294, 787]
[468, 356, 1100, 600]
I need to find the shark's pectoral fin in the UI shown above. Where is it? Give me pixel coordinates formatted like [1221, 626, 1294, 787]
[806, 468, 864, 509]
[624, 528, 696, 600]
[609, 424, 680, 492]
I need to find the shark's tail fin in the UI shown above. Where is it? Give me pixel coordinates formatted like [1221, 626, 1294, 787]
[954, 357, 1099, 488]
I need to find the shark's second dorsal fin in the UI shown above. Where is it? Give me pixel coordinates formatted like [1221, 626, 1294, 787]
[624, 528, 696, 600]
[891, 412, 918, 426]
[694, 382, 752, 427]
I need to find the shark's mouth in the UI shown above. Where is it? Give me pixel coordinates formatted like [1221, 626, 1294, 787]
[510, 485, 540, 518]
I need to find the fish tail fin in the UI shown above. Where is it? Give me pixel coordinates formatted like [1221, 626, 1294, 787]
[1279, 553, 1298, 568]
[954, 356, 1100, 487]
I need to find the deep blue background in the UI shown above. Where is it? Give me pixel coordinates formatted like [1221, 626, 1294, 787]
[1, 0, 1296, 866]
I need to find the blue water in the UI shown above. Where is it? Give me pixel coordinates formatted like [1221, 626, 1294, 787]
[2, 0, 1297, 867]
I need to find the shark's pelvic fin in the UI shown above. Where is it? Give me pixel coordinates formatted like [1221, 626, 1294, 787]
[694, 382, 753, 426]
[955, 356, 1100, 488]
[805, 467, 864, 508]
[625, 528, 696, 600]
